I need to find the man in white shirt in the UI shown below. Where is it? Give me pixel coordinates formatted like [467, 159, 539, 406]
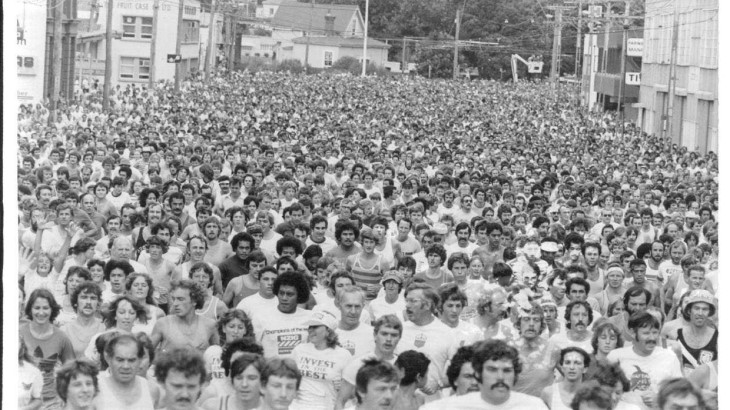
[334, 287, 375, 357]
[236, 266, 279, 325]
[423, 340, 549, 409]
[607, 311, 683, 410]
[445, 221, 478, 258]
[400, 283, 452, 396]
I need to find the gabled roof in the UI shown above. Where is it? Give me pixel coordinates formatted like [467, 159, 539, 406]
[271, 2, 361, 34]
[292, 36, 390, 49]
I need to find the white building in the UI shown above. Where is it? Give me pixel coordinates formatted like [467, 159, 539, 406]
[17, 0, 48, 102]
[636, 0, 718, 153]
[77, 0, 203, 86]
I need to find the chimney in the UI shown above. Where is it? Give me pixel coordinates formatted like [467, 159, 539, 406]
[325, 11, 335, 36]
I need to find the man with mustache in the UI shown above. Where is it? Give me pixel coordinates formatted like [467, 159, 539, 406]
[540, 347, 590, 409]
[607, 311, 682, 410]
[608, 286, 653, 345]
[510, 301, 554, 398]
[154, 347, 207, 410]
[60, 282, 106, 358]
[428, 340, 548, 408]
[547, 301, 595, 365]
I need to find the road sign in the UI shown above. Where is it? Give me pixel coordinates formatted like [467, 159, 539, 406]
[625, 72, 641, 85]
[626, 38, 643, 57]
[167, 54, 182, 63]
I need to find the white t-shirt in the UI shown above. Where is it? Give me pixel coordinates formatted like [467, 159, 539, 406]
[445, 241, 479, 258]
[368, 294, 406, 321]
[420, 391, 549, 409]
[291, 343, 352, 410]
[336, 324, 376, 358]
[547, 331, 594, 356]
[606, 346, 683, 410]
[19, 361, 43, 408]
[237, 292, 278, 330]
[203, 345, 225, 381]
[253, 308, 311, 358]
[312, 299, 373, 326]
[400, 319, 453, 389]
[341, 352, 398, 386]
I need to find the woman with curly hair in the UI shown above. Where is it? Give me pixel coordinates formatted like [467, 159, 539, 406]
[83, 295, 148, 365]
[125, 272, 166, 335]
[203, 309, 254, 386]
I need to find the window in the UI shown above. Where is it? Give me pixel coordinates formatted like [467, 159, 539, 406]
[122, 16, 153, 40]
[119, 56, 150, 80]
[324, 50, 333, 67]
[183, 20, 199, 43]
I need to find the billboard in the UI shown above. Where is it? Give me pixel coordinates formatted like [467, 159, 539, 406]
[17, 0, 47, 103]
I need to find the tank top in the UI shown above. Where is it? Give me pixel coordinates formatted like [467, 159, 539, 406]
[95, 374, 155, 410]
[351, 254, 383, 299]
[677, 328, 718, 372]
[550, 383, 572, 410]
[196, 296, 222, 322]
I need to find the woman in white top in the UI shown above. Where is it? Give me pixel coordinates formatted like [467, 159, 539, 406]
[125, 272, 165, 335]
[291, 311, 352, 410]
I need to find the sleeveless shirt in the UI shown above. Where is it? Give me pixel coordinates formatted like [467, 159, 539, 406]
[95, 374, 155, 410]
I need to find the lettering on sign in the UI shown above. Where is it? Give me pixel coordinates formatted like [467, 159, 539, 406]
[625, 72, 641, 86]
[626, 38, 643, 57]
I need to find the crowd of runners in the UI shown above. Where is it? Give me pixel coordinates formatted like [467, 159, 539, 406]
[15, 70, 719, 410]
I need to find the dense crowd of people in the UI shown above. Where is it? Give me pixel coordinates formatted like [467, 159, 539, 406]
[15, 70, 719, 410]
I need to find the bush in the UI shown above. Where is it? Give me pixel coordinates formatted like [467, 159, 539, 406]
[277, 59, 304, 74]
[332, 56, 359, 71]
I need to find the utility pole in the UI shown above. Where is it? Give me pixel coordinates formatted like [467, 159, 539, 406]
[174, 0, 185, 92]
[51, 0, 63, 113]
[361, 0, 369, 76]
[452, 7, 462, 80]
[548, 6, 567, 82]
[204, 0, 216, 81]
[149, 0, 159, 87]
[664, 0, 679, 140]
[228, 13, 237, 71]
[401, 37, 407, 74]
[304, 0, 314, 72]
[575, 0, 582, 78]
[618, 0, 630, 136]
[102, 0, 113, 110]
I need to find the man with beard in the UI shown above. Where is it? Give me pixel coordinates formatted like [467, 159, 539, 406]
[345, 359, 400, 410]
[472, 222, 504, 279]
[95, 334, 161, 408]
[541, 347, 590, 409]
[400, 283, 451, 397]
[151, 280, 219, 354]
[644, 240, 666, 285]
[624, 259, 662, 309]
[510, 301, 555, 398]
[154, 347, 207, 410]
[326, 220, 363, 265]
[337, 315, 402, 409]
[168, 192, 195, 230]
[430, 340, 548, 408]
[665, 290, 717, 376]
[547, 301, 594, 363]
[200, 217, 233, 267]
[582, 242, 605, 297]
[607, 312, 682, 410]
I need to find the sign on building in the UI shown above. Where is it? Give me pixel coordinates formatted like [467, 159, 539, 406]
[626, 38, 643, 57]
[17, 0, 48, 102]
[625, 72, 641, 85]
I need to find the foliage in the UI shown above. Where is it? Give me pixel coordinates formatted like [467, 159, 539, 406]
[277, 59, 304, 74]
[332, 56, 360, 71]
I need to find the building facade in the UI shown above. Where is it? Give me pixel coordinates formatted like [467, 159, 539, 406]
[636, 0, 718, 153]
[77, 0, 202, 87]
